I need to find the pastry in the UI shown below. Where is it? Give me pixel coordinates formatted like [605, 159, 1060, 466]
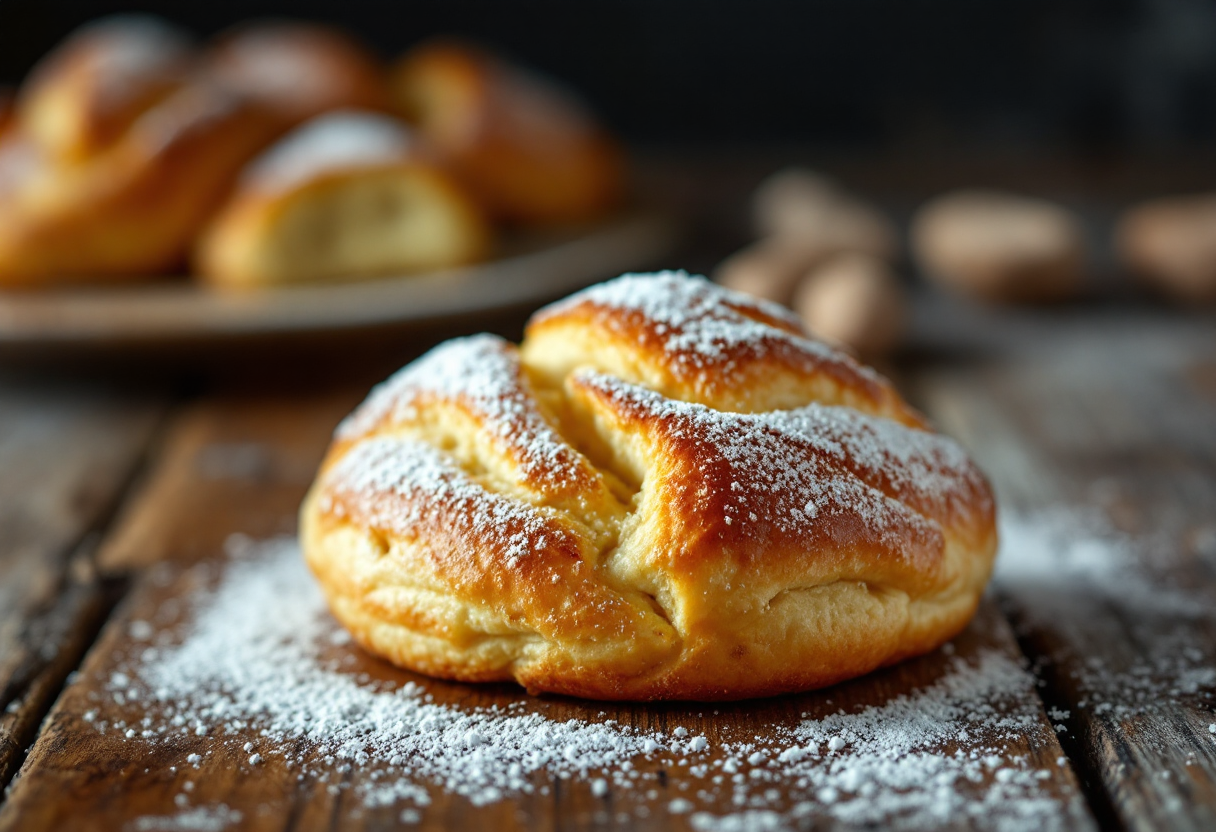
[390, 41, 623, 225]
[196, 111, 491, 287]
[911, 189, 1086, 304]
[1116, 194, 1216, 304]
[793, 253, 906, 359]
[0, 83, 279, 287]
[204, 21, 393, 129]
[301, 271, 997, 700]
[15, 15, 195, 162]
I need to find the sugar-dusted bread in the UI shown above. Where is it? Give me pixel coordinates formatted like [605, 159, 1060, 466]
[196, 111, 491, 287]
[390, 41, 623, 225]
[301, 272, 997, 700]
[0, 84, 279, 287]
[15, 15, 196, 162]
[204, 21, 392, 129]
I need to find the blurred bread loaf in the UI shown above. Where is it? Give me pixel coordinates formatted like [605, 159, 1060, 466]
[391, 41, 623, 225]
[1116, 194, 1216, 304]
[15, 15, 196, 162]
[205, 21, 392, 129]
[0, 84, 279, 287]
[197, 111, 490, 287]
[911, 190, 1086, 304]
[792, 253, 905, 359]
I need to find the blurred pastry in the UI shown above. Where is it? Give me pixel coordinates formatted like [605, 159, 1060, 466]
[911, 189, 1086, 304]
[792, 253, 905, 358]
[197, 111, 491, 287]
[15, 15, 195, 162]
[0, 84, 279, 287]
[1116, 194, 1216, 304]
[205, 21, 392, 129]
[751, 167, 898, 260]
[391, 41, 623, 225]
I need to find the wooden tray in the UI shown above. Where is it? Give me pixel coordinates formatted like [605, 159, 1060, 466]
[0, 210, 675, 350]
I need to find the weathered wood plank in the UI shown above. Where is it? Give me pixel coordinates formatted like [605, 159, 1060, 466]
[911, 320, 1216, 832]
[96, 389, 363, 573]
[0, 382, 163, 789]
[0, 389, 1092, 831]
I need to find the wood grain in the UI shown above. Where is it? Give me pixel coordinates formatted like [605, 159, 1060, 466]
[0, 382, 163, 788]
[0, 385, 1092, 831]
[96, 389, 362, 573]
[911, 322, 1216, 832]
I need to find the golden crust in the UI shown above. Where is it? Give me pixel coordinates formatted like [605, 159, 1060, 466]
[204, 22, 392, 128]
[390, 41, 623, 225]
[0, 84, 280, 287]
[15, 15, 195, 162]
[301, 272, 998, 700]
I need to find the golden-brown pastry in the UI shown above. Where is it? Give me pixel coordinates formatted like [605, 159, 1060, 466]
[793, 253, 906, 359]
[204, 21, 392, 129]
[911, 189, 1086, 304]
[301, 271, 997, 701]
[390, 41, 623, 225]
[15, 15, 196, 162]
[196, 111, 491, 287]
[0, 84, 280, 287]
[1116, 194, 1216, 304]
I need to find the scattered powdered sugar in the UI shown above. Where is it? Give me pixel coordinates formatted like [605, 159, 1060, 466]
[89, 536, 1077, 831]
[130, 804, 242, 832]
[996, 509, 1216, 719]
[242, 111, 412, 194]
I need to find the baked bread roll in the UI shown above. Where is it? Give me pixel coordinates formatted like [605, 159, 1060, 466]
[0, 84, 279, 287]
[204, 21, 392, 129]
[1116, 194, 1216, 304]
[390, 41, 623, 225]
[301, 271, 997, 700]
[197, 111, 491, 287]
[15, 15, 195, 162]
[911, 189, 1086, 304]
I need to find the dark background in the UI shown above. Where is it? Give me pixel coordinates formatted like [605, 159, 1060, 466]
[3, 0, 1216, 153]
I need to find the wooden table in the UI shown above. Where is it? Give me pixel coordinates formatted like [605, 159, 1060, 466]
[1, 154, 1215, 830]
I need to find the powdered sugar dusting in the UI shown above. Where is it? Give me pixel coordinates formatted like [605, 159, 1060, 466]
[580, 371, 988, 559]
[322, 435, 564, 569]
[997, 509, 1216, 721]
[243, 111, 411, 194]
[337, 334, 589, 492]
[88, 537, 1077, 830]
[536, 271, 883, 387]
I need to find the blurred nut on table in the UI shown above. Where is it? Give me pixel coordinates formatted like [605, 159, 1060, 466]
[0, 15, 627, 290]
[715, 167, 903, 357]
[1117, 194, 1216, 305]
[910, 190, 1087, 305]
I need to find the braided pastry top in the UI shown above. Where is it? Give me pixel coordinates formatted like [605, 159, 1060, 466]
[301, 272, 997, 700]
